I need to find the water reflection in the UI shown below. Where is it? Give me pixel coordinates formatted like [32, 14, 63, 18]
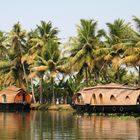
[0, 111, 140, 140]
[31, 111, 76, 140]
[76, 115, 140, 139]
[0, 112, 31, 140]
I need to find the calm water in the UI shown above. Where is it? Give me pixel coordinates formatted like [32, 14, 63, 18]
[0, 111, 140, 140]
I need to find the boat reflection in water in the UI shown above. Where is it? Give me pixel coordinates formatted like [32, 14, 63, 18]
[0, 111, 140, 139]
[76, 115, 140, 139]
[0, 112, 31, 140]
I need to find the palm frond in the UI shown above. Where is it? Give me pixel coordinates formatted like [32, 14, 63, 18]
[133, 16, 140, 32]
[31, 66, 48, 72]
[122, 55, 138, 64]
[28, 71, 38, 79]
[0, 61, 11, 70]
[112, 56, 121, 69]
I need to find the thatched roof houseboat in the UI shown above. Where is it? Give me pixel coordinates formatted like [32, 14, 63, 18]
[0, 86, 32, 111]
[73, 84, 140, 113]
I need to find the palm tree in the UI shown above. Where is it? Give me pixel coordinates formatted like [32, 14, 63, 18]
[0, 22, 29, 89]
[0, 31, 8, 88]
[98, 19, 135, 83]
[121, 16, 140, 85]
[30, 40, 61, 104]
[25, 21, 60, 103]
[65, 19, 105, 86]
[0, 31, 8, 59]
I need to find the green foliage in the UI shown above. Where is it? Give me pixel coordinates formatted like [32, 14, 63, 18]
[0, 17, 140, 103]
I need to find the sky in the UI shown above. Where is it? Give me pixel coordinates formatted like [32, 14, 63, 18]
[0, 0, 140, 41]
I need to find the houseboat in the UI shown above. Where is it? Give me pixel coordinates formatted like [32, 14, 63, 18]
[0, 86, 32, 111]
[72, 83, 140, 113]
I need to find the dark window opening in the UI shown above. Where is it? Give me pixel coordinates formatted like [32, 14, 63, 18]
[110, 95, 117, 102]
[2, 95, 6, 103]
[136, 95, 140, 105]
[23, 93, 26, 102]
[99, 93, 103, 104]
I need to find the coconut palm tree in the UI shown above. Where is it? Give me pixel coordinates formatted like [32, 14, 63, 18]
[30, 40, 61, 104]
[121, 16, 140, 85]
[24, 21, 60, 103]
[0, 31, 8, 88]
[65, 19, 105, 86]
[10, 22, 30, 88]
[0, 22, 29, 89]
[0, 31, 8, 59]
[97, 19, 135, 83]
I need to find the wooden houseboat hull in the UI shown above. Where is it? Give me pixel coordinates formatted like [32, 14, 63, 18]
[0, 86, 32, 111]
[72, 83, 140, 114]
[0, 103, 30, 112]
[72, 104, 140, 113]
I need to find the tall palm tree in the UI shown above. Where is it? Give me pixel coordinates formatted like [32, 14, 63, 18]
[0, 31, 8, 88]
[121, 16, 140, 85]
[25, 21, 60, 103]
[99, 19, 135, 83]
[0, 31, 7, 59]
[0, 22, 29, 89]
[31, 40, 61, 104]
[65, 19, 105, 86]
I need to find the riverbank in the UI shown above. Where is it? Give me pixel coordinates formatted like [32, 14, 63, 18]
[30, 103, 74, 111]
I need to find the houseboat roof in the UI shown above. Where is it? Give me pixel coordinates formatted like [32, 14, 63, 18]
[0, 86, 27, 95]
[75, 83, 140, 105]
[0, 86, 32, 103]
[83, 83, 140, 91]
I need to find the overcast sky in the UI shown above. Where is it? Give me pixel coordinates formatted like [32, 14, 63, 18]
[0, 0, 140, 41]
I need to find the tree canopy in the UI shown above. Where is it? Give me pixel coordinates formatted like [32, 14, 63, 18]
[0, 17, 140, 103]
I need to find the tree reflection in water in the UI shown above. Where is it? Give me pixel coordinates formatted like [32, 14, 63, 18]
[0, 111, 139, 139]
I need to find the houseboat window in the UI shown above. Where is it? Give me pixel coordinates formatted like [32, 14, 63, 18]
[110, 95, 117, 102]
[23, 93, 26, 101]
[126, 96, 130, 100]
[2, 95, 6, 103]
[93, 94, 96, 99]
[125, 96, 130, 101]
[77, 94, 83, 103]
[136, 95, 140, 105]
[125, 96, 130, 104]
[91, 94, 97, 104]
[99, 93, 103, 104]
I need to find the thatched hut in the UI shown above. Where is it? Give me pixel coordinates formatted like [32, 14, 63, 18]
[74, 83, 140, 106]
[0, 86, 32, 104]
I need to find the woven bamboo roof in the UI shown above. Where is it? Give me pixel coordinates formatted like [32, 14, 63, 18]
[74, 83, 140, 105]
[0, 86, 32, 103]
[6, 86, 21, 91]
[0, 86, 26, 95]
[83, 83, 140, 90]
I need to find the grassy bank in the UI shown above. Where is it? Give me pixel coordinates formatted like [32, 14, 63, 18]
[30, 103, 74, 111]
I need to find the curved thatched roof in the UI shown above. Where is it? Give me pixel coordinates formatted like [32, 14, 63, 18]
[83, 83, 140, 90]
[0, 86, 32, 103]
[74, 83, 140, 105]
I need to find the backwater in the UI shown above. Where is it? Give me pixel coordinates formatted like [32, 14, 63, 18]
[0, 111, 140, 140]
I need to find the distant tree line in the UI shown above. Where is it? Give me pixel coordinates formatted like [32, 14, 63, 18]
[0, 17, 140, 103]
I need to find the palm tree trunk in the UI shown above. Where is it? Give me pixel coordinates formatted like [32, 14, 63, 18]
[31, 78, 36, 103]
[85, 67, 89, 86]
[117, 67, 121, 83]
[18, 79, 21, 88]
[22, 62, 29, 91]
[138, 65, 140, 86]
[39, 76, 43, 103]
[19, 46, 29, 91]
[94, 69, 99, 84]
[88, 69, 92, 85]
[52, 78, 55, 104]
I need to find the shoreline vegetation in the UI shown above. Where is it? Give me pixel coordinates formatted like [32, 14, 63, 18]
[0, 16, 140, 104]
[30, 103, 74, 111]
